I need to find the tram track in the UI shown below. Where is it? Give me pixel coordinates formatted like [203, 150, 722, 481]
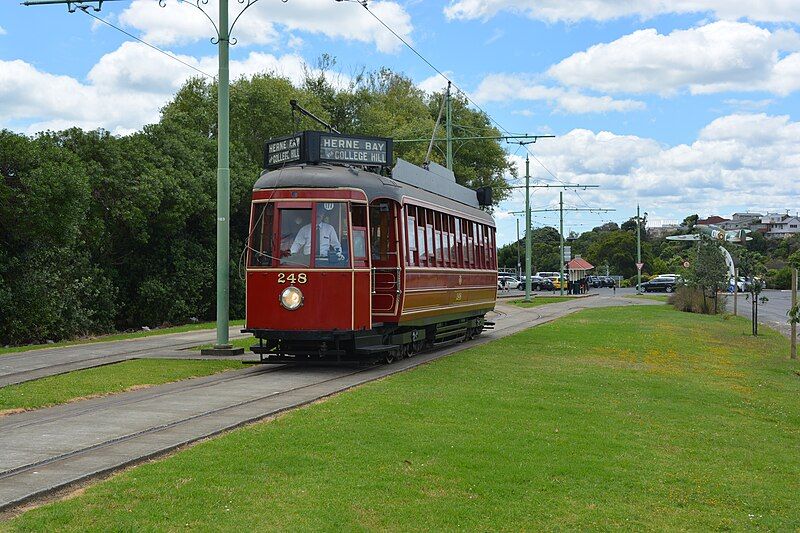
[0, 297, 655, 513]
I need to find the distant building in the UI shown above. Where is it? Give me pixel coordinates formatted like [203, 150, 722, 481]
[719, 212, 764, 231]
[766, 215, 800, 239]
[648, 224, 681, 238]
[697, 215, 729, 226]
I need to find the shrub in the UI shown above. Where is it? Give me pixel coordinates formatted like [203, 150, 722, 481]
[765, 267, 792, 290]
[669, 286, 727, 315]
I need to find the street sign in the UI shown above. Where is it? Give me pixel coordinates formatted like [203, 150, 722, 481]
[683, 261, 690, 268]
[636, 262, 644, 271]
[563, 246, 572, 262]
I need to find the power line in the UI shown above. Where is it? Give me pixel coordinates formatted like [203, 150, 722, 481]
[77, 6, 216, 80]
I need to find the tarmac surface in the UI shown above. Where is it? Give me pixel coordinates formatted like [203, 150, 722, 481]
[0, 295, 659, 513]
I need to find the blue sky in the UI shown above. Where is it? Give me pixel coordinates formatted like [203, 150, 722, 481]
[2, 0, 799, 245]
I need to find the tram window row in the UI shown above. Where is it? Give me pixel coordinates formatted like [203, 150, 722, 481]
[404, 204, 496, 270]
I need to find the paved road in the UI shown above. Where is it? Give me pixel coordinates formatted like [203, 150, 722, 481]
[731, 289, 793, 337]
[0, 295, 659, 512]
[0, 327, 254, 387]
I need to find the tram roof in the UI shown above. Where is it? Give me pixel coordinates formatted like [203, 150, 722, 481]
[253, 163, 495, 226]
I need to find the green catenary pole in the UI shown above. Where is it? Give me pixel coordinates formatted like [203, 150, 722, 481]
[559, 191, 565, 296]
[524, 155, 532, 301]
[636, 204, 642, 294]
[214, 0, 232, 350]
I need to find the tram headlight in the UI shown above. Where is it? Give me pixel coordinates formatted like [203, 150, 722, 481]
[279, 286, 304, 310]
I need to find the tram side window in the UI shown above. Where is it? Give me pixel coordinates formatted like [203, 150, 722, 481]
[443, 215, 452, 266]
[370, 201, 392, 263]
[467, 222, 475, 267]
[433, 212, 443, 265]
[454, 218, 463, 267]
[352, 204, 368, 266]
[406, 207, 417, 266]
[249, 202, 274, 267]
[417, 207, 427, 266]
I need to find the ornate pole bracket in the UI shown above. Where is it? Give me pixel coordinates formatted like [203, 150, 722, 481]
[162, 0, 289, 45]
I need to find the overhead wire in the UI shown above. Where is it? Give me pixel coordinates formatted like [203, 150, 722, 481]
[77, 6, 216, 80]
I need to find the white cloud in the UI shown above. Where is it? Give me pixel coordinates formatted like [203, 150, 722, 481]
[498, 113, 800, 224]
[444, 0, 800, 23]
[548, 21, 800, 96]
[0, 42, 316, 134]
[472, 74, 645, 113]
[0, 25, 6, 36]
[119, 0, 412, 53]
[416, 72, 453, 94]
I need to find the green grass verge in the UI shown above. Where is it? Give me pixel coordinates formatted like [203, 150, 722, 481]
[510, 296, 575, 307]
[5, 306, 799, 530]
[0, 359, 241, 414]
[0, 321, 245, 357]
[194, 336, 253, 352]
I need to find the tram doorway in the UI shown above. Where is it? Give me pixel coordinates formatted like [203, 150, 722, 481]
[370, 199, 401, 316]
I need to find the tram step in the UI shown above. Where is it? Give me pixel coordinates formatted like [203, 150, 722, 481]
[355, 344, 399, 355]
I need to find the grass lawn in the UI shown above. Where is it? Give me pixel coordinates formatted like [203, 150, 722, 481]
[4, 306, 799, 530]
[0, 359, 241, 414]
[510, 296, 575, 307]
[0, 321, 245, 357]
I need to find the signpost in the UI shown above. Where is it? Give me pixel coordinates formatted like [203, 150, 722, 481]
[636, 262, 644, 271]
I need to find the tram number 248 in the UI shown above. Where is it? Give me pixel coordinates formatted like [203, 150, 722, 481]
[277, 273, 307, 284]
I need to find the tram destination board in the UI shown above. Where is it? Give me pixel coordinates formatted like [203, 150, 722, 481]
[264, 131, 392, 170]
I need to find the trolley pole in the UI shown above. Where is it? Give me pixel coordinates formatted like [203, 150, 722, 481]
[559, 192, 565, 296]
[445, 82, 453, 171]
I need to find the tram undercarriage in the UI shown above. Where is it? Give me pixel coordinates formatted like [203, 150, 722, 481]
[243, 314, 491, 365]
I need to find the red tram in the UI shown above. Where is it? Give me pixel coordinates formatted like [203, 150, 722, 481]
[244, 131, 497, 363]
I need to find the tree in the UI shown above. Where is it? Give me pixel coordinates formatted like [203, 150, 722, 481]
[688, 238, 729, 314]
[737, 249, 768, 335]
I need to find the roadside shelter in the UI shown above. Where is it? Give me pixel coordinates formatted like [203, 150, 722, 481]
[566, 257, 594, 293]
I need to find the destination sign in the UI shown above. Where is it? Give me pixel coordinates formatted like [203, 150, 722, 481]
[263, 131, 392, 170]
[319, 135, 388, 165]
[266, 135, 301, 166]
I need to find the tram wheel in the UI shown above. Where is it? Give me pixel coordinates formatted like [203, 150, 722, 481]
[384, 351, 396, 364]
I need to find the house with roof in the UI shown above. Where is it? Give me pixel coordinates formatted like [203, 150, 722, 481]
[696, 215, 729, 226]
[766, 215, 800, 239]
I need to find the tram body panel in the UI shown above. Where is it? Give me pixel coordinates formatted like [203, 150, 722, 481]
[246, 269, 366, 332]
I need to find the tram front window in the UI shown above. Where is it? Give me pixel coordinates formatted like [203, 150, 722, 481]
[280, 202, 351, 268]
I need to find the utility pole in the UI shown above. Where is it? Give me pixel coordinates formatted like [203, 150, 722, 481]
[511, 196, 612, 298]
[516, 218, 521, 279]
[560, 192, 565, 296]
[445, 82, 453, 170]
[524, 156, 532, 300]
[636, 204, 643, 294]
[25, 0, 262, 355]
[792, 268, 797, 359]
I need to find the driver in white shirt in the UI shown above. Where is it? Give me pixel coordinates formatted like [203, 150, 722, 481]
[290, 212, 343, 260]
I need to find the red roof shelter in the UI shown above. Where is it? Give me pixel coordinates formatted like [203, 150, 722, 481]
[566, 257, 594, 281]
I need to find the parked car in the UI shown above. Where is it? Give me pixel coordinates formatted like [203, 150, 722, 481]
[600, 276, 617, 287]
[498, 276, 521, 290]
[587, 275, 615, 288]
[516, 275, 553, 291]
[641, 275, 682, 293]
